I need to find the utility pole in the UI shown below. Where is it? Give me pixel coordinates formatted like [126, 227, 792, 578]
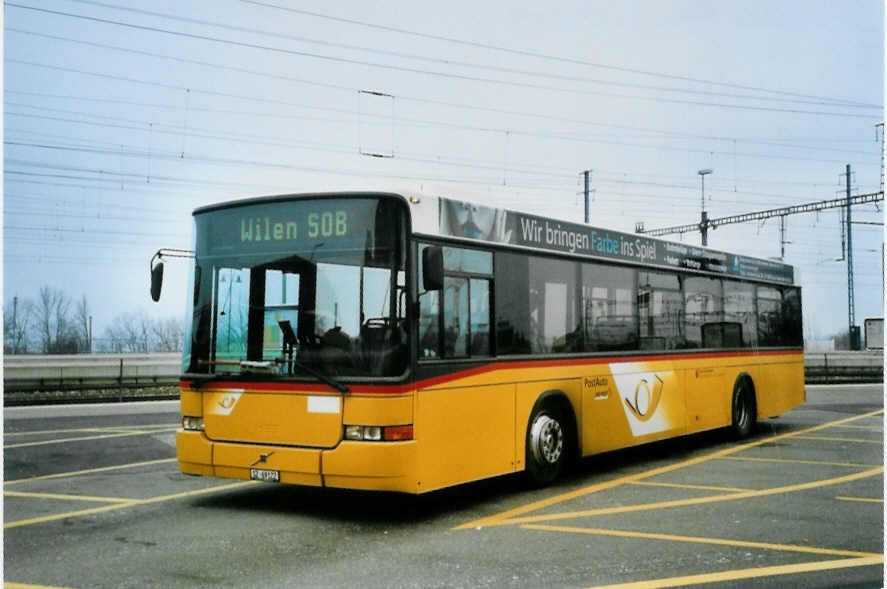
[845, 164, 857, 350]
[12, 296, 18, 354]
[581, 170, 592, 224]
[877, 123, 884, 192]
[778, 215, 787, 260]
[698, 169, 712, 246]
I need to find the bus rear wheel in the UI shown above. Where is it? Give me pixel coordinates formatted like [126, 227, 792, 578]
[731, 379, 757, 439]
[525, 404, 568, 486]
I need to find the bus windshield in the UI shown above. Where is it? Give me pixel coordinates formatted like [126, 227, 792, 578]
[183, 196, 408, 379]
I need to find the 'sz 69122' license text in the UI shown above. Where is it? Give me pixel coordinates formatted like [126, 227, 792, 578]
[250, 468, 280, 483]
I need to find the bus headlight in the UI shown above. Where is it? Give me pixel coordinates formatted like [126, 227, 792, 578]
[182, 416, 205, 431]
[344, 424, 413, 441]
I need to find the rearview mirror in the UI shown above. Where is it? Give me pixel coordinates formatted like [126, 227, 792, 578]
[150, 261, 164, 302]
[422, 246, 443, 291]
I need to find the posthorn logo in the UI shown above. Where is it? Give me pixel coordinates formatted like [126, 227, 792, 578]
[623, 375, 664, 422]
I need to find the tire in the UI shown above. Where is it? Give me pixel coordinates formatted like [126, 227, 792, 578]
[731, 378, 757, 439]
[525, 403, 568, 486]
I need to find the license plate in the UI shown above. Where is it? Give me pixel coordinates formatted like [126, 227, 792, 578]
[250, 468, 280, 483]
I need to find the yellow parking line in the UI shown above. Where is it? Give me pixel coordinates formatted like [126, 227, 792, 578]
[719, 456, 879, 468]
[4, 424, 175, 437]
[4, 501, 141, 529]
[522, 524, 879, 558]
[5, 490, 136, 503]
[836, 496, 883, 504]
[4, 458, 177, 486]
[629, 481, 753, 493]
[583, 555, 883, 589]
[4, 428, 106, 437]
[454, 408, 883, 530]
[4, 480, 257, 529]
[5, 582, 72, 589]
[486, 466, 883, 527]
[133, 481, 259, 505]
[827, 424, 883, 432]
[794, 435, 883, 445]
[4, 428, 178, 449]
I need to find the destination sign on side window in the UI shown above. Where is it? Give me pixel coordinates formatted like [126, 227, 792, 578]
[200, 199, 382, 257]
[438, 197, 794, 285]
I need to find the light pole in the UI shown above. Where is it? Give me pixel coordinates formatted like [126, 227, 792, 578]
[698, 169, 712, 246]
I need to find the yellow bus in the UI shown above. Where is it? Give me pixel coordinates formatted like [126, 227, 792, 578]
[152, 191, 804, 492]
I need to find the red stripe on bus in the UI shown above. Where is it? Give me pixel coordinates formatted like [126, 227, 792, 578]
[180, 349, 802, 396]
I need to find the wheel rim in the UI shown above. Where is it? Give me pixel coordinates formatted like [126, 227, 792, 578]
[735, 389, 749, 430]
[530, 414, 564, 465]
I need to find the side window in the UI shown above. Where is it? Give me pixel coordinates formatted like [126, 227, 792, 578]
[418, 243, 492, 359]
[495, 252, 531, 355]
[723, 280, 755, 348]
[781, 287, 803, 347]
[757, 286, 782, 346]
[443, 276, 469, 357]
[757, 285, 802, 347]
[683, 277, 723, 348]
[528, 257, 579, 353]
[638, 271, 682, 350]
[418, 244, 440, 359]
[418, 289, 440, 359]
[582, 263, 637, 352]
[470, 278, 491, 355]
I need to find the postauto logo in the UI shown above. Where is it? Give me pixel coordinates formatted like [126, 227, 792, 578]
[611, 369, 671, 437]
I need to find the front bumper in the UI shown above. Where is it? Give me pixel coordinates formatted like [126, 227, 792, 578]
[177, 431, 419, 493]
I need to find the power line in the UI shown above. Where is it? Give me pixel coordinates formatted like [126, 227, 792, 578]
[4, 225, 188, 238]
[5, 4, 879, 118]
[238, 0, 878, 109]
[6, 80, 880, 160]
[8, 7, 877, 111]
[7, 99, 879, 168]
[6, 141, 868, 213]
[637, 191, 885, 236]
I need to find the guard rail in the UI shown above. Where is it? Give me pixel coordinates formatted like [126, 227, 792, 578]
[3, 351, 882, 392]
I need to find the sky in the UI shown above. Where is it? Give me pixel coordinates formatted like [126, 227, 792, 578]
[2, 0, 884, 344]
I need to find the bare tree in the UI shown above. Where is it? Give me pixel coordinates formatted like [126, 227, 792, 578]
[74, 295, 91, 352]
[152, 317, 184, 352]
[53, 291, 72, 351]
[32, 286, 81, 353]
[104, 310, 154, 353]
[4, 296, 33, 354]
[34, 286, 58, 353]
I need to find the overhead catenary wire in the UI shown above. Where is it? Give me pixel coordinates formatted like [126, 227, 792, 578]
[238, 0, 878, 109]
[4, 4, 880, 119]
[5, 7, 879, 112]
[6, 100, 878, 179]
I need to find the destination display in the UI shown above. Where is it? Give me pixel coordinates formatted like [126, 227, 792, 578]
[439, 197, 794, 285]
[198, 198, 384, 258]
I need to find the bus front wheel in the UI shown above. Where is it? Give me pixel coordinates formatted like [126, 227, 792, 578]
[525, 404, 567, 486]
[731, 378, 757, 439]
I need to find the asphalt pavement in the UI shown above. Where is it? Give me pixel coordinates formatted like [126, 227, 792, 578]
[3, 384, 883, 588]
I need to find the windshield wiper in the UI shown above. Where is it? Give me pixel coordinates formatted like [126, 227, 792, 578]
[186, 372, 225, 389]
[283, 358, 350, 394]
[190, 359, 349, 394]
